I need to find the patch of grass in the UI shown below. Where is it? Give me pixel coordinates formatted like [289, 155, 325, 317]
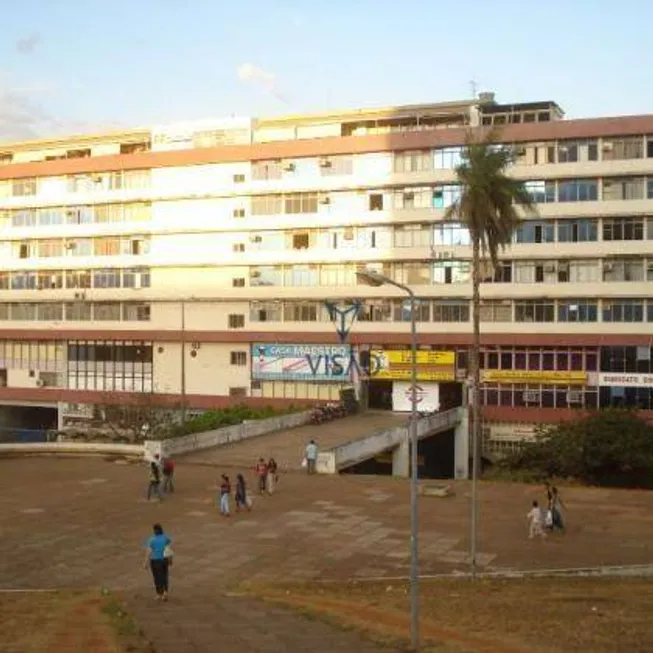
[101, 594, 139, 638]
[246, 576, 653, 653]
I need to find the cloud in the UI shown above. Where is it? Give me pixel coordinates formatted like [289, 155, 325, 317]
[237, 62, 288, 103]
[0, 87, 53, 140]
[15, 33, 42, 55]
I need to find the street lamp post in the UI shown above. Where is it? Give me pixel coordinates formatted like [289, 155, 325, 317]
[356, 269, 420, 651]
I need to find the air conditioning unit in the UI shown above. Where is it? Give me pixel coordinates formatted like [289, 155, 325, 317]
[319, 158, 332, 168]
[35, 378, 45, 388]
[602, 142, 613, 151]
[250, 235, 262, 243]
[515, 147, 526, 157]
[437, 251, 454, 259]
[283, 162, 296, 172]
[523, 390, 540, 403]
[65, 242, 76, 250]
[558, 262, 569, 272]
[320, 196, 331, 205]
[544, 264, 556, 273]
[74, 292, 86, 300]
[603, 262, 614, 272]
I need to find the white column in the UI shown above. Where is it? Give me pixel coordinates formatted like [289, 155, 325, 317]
[392, 438, 409, 477]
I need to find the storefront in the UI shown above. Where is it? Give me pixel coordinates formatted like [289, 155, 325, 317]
[368, 348, 457, 412]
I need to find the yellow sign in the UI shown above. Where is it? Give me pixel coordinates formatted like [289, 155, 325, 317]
[481, 370, 587, 385]
[370, 349, 456, 382]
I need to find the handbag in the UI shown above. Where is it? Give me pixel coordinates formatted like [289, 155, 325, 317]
[164, 545, 174, 565]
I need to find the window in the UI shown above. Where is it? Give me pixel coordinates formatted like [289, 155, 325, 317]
[228, 314, 245, 328]
[291, 232, 310, 250]
[284, 192, 318, 214]
[232, 277, 246, 287]
[229, 387, 247, 398]
[558, 179, 598, 202]
[558, 219, 598, 242]
[569, 260, 600, 283]
[252, 160, 283, 181]
[480, 301, 513, 322]
[37, 303, 63, 321]
[232, 208, 246, 218]
[432, 261, 471, 284]
[284, 302, 319, 322]
[557, 140, 598, 163]
[515, 221, 555, 243]
[230, 351, 247, 366]
[233, 174, 245, 183]
[432, 185, 460, 209]
[603, 259, 644, 282]
[490, 262, 512, 283]
[434, 147, 463, 169]
[94, 238, 121, 256]
[65, 303, 92, 321]
[10, 303, 36, 320]
[233, 243, 245, 253]
[357, 300, 393, 322]
[17, 242, 31, 259]
[124, 237, 149, 256]
[12, 178, 37, 197]
[603, 217, 644, 241]
[251, 195, 283, 215]
[37, 271, 63, 290]
[602, 137, 644, 161]
[433, 223, 470, 246]
[66, 270, 92, 289]
[603, 299, 644, 322]
[522, 180, 555, 203]
[284, 265, 319, 287]
[65, 238, 93, 256]
[123, 303, 151, 321]
[369, 193, 384, 211]
[432, 300, 469, 322]
[393, 150, 433, 173]
[94, 303, 121, 321]
[10, 271, 36, 290]
[397, 262, 431, 285]
[93, 269, 122, 288]
[394, 224, 431, 248]
[603, 177, 645, 201]
[250, 301, 281, 322]
[122, 267, 150, 288]
[393, 187, 435, 210]
[557, 300, 598, 322]
[37, 240, 64, 258]
[393, 299, 430, 322]
[515, 300, 555, 322]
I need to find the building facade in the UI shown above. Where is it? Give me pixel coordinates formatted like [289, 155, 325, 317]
[1, 94, 653, 451]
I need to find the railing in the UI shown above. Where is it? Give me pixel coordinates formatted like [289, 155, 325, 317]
[328, 407, 464, 471]
[0, 427, 54, 443]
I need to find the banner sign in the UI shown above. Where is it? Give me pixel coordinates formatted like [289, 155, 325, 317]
[482, 370, 587, 385]
[251, 344, 352, 382]
[370, 349, 456, 382]
[598, 373, 653, 388]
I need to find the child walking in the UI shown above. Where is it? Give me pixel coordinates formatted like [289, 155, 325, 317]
[527, 500, 546, 539]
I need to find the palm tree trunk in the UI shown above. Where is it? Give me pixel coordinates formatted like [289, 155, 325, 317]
[469, 233, 481, 580]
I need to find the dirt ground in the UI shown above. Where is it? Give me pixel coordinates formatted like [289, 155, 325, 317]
[0, 591, 151, 653]
[249, 576, 653, 653]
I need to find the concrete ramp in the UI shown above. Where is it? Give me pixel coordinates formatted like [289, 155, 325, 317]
[317, 407, 467, 479]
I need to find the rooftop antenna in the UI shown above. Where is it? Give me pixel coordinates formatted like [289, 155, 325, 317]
[469, 80, 478, 100]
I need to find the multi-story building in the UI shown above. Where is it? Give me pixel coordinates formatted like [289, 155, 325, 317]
[1, 92, 653, 453]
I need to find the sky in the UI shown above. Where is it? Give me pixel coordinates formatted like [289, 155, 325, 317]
[0, 0, 651, 141]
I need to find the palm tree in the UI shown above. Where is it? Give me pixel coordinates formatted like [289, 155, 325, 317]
[445, 128, 537, 578]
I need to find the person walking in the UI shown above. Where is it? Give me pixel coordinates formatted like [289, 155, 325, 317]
[551, 486, 566, 532]
[143, 523, 172, 601]
[255, 458, 268, 495]
[305, 440, 318, 475]
[219, 474, 231, 517]
[147, 460, 163, 501]
[527, 500, 546, 539]
[266, 457, 278, 495]
[235, 473, 251, 512]
[162, 457, 175, 493]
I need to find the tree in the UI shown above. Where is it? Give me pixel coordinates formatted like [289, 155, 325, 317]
[502, 409, 653, 489]
[445, 128, 537, 576]
[93, 393, 178, 443]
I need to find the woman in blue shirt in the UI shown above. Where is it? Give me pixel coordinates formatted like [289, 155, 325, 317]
[143, 522, 172, 600]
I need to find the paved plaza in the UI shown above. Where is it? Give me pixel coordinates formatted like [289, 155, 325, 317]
[2, 456, 653, 651]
